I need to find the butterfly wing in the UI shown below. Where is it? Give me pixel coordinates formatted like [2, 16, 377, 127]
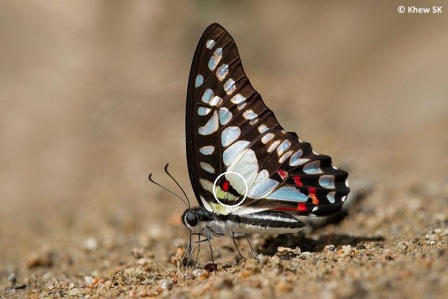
[186, 23, 349, 217]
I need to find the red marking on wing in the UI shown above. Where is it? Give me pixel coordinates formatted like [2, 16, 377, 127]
[297, 203, 308, 212]
[277, 170, 288, 180]
[293, 176, 302, 186]
[308, 187, 319, 204]
[222, 181, 229, 192]
[275, 202, 309, 213]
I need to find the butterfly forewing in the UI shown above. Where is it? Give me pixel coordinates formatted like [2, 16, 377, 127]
[186, 23, 349, 217]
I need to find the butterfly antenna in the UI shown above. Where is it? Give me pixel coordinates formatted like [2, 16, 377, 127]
[148, 169, 189, 208]
[164, 164, 191, 209]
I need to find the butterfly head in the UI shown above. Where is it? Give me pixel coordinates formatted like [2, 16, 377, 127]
[181, 207, 214, 235]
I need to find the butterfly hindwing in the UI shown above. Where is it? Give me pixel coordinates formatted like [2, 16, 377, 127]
[186, 24, 349, 217]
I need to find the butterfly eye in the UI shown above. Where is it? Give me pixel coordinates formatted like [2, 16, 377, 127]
[185, 212, 199, 227]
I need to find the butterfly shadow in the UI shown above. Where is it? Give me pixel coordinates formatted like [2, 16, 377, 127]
[259, 233, 385, 257]
[258, 178, 382, 256]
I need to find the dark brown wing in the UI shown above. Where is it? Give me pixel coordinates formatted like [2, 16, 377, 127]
[186, 23, 349, 216]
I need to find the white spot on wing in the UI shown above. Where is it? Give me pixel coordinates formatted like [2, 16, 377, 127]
[201, 89, 214, 104]
[261, 133, 274, 144]
[267, 140, 281, 153]
[210, 96, 223, 107]
[200, 196, 213, 212]
[195, 75, 203, 88]
[231, 94, 246, 110]
[279, 150, 293, 163]
[237, 103, 247, 110]
[231, 94, 245, 104]
[243, 110, 258, 125]
[199, 178, 213, 192]
[319, 175, 335, 189]
[198, 107, 211, 116]
[243, 110, 257, 119]
[206, 39, 215, 49]
[223, 140, 250, 166]
[289, 150, 309, 167]
[208, 48, 222, 71]
[258, 124, 269, 133]
[198, 111, 219, 135]
[327, 191, 336, 204]
[200, 162, 215, 173]
[303, 160, 323, 174]
[219, 107, 232, 125]
[221, 126, 241, 147]
[277, 140, 291, 156]
[199, 146, 215, 155]
[216, 64, 229, 81]
[224, 78, 236, 95]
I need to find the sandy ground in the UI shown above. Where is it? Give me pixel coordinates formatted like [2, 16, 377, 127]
[1, 1, 447, 298]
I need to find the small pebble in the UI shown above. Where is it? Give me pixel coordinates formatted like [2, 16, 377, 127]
[160, 278, 174, 290]
[26, 252, 53, 268]
[192, 268, 209, 279]
[301, 252, 312, 259]
[342, 245, 352, 255]
[276, 281, 293, 293]
[131, 248, 144, 259]
[204, 263, 218, 272]
[324, 244, 336, 252]
[84, 276, 94, 284]
[68, 288, 81, 296]
[84, 238, 98, 251]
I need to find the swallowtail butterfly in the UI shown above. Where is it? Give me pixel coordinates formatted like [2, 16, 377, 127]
[182, 23, 350, 262]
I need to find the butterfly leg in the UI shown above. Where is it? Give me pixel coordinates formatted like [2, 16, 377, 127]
[181, 240, 191, 266]
[232, 232, 246, 260]
[194, 235, 201, 268]
[181, 232, 193, 266]
[189, 233, 215, 267]
[205, 230, 215, 265]
[181, 232, 196, 267]
[244, 234, 260, 263]
[182, 234, 201, 268]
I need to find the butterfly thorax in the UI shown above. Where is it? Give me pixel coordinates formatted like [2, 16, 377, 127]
[182, 207, 306, 237]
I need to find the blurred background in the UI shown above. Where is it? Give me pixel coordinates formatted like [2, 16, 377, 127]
[1, 0, 447, 276]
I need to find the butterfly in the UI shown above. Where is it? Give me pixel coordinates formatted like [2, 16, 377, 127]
[177, 23, 350, 264]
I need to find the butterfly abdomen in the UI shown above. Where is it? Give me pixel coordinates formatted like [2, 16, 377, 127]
[221, 211, 305, 235]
